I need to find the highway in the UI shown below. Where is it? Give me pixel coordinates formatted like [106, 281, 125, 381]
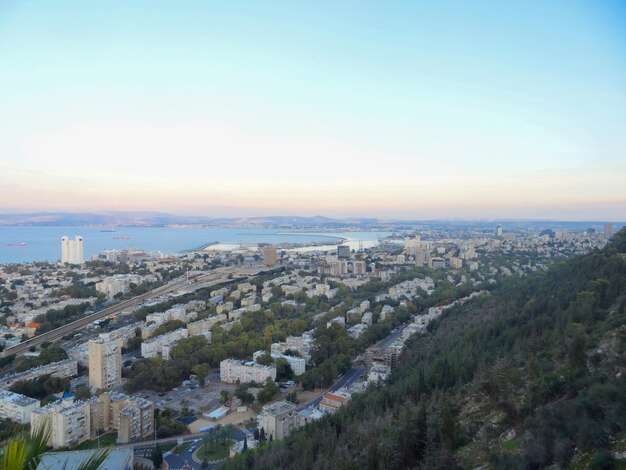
[1, 264, 269, 358]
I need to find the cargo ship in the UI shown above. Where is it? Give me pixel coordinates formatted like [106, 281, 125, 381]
[101, 229, 117, 232]
[113, 236, 130, 240]
[6, 242, 27, 247]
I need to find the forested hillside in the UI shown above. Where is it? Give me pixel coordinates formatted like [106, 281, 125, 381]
[226, 229, 626, 469]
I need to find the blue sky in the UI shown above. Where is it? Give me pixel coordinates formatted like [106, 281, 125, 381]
[1, 1, 625, 219]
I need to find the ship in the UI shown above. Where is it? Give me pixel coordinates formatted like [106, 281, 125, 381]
[100, 229, 117, 232]
[113, 236, 130, 240]
[7, 242, 27, 247]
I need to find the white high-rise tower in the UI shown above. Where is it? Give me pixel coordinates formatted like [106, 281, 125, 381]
[61, 236, 84, 264]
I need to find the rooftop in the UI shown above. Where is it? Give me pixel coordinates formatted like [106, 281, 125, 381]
[33, 398, 87, 415]
[0, 389, 39, 407]
[221, 358, 276, 370]
[260, 400, 296, 417]
[37, 448, 133, 470]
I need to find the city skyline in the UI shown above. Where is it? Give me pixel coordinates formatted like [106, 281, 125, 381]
[1, 1, 625, 220]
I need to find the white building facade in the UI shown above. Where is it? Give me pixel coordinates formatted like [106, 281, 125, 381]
[61, 236, 84, 265]
[220, 359, 277, 384]
[31, 399, 91, 449]
[0, 390, 40, 423]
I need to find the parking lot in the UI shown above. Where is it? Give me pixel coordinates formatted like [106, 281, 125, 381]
[139, 371, 237, 415]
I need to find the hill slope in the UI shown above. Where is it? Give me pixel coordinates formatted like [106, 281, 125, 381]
[226, 229, 626, 469]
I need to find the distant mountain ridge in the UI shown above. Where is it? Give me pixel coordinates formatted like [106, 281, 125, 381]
[0, 211, 621, 231]
[0, 211, 378, 227]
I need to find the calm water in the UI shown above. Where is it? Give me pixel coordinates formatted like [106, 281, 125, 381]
[0, 226, 385, 264]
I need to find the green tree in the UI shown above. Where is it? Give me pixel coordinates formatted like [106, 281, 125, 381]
[257, 378, 279, 404]
[191, 363, 210, 386]
[569, 334, 587, 373]
[74, 384, 91, 401]
[151, 443, 164, 469]
[275, 358, 294, 381]
[255, 352, 273, 366]
[151, 320, 186, 338]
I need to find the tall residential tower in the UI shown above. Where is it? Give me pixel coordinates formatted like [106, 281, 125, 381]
[61, 235, 84, 265]
[263, 245, 278, 267]
[88, 336, 122, 391]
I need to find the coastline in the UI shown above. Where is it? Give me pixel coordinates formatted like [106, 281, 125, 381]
[277, 232, 346, 241]
[180, 241, 219, 253]
[1, 226, 382, 264]
[198, 237, 348, 252]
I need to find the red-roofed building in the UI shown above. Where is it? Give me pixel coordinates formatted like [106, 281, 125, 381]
[319, 389, 352, 414]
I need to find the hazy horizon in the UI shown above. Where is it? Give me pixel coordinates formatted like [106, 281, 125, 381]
[0, 208, 624, 225]
[1, 1, 625, 220]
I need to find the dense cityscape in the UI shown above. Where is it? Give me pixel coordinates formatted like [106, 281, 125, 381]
[0, 221, 621, 468]
[2, 1, 625, 468]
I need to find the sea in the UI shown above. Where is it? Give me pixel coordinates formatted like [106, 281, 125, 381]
[0, 226, 386, 264]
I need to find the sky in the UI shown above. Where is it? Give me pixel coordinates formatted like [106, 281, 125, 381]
[1, 1, 625, 221]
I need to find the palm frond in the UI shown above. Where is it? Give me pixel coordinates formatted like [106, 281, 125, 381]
[0, 420, 109, 470]
[75, 448, 110, 470]
[24, 422, 50, 470]
[0, 436, 28, 470]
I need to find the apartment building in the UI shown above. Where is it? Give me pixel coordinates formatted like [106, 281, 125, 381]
[257, 401, 304, 441]
[353, 260, 367, 275]
[95, 392, 154, 444]
[187, 318, 216, 335]
[252, 351, 306, 376]
[367, 363, 391, 383]
[0, 359, 78, 388]
[88, 336, 122, 390]
[263, 245, 278, 267]
[141, 328, 188, 358]
[220, 359, 277, 384]
[61, 236, 84, 265]
[96, 274, 156, 299]
[0, 389, 40, 423]
[31, 398, 91, 449]
[271, 330, 314, 364]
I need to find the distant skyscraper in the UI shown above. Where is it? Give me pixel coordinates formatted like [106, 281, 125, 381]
[337, 245, 350, 259]
[88, 337, 122, 391]
[263, 245, 278, 267]
[61, 236, 84, 265]
[604, 223, 614, 239]
[495, 224, 503, 238]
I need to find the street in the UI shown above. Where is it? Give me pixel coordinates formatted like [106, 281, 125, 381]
[297, 366, 365, 411]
